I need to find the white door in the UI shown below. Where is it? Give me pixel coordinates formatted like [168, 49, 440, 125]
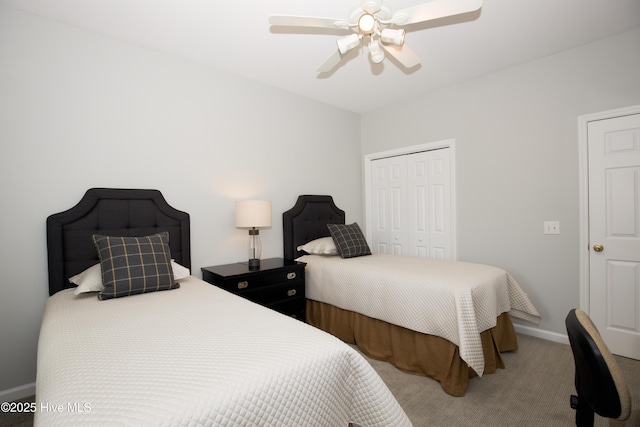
[369, 148, 453, 259]
[371, 158, 390, 253]
[426, 148, 452, 259]
[407, 152, 429, 257]
[371, 156, 408, 254]
[588, 112, 640, 359]
[407, 149, 452, 259]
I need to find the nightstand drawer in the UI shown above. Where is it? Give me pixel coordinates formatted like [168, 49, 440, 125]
[270, 297, 305, 320]
[240, 280, 304, 305]
[212, 268, 303, 292]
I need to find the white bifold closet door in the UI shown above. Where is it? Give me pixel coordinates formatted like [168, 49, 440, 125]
[370, 148, 453, 259]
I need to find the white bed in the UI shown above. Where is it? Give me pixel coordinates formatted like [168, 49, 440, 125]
[298, 253, 540, 377]
[38, 188, 411, 426]
[36, 276, 410, 426]
[283, 195, 541, 396]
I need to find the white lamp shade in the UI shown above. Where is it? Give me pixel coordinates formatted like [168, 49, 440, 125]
[369, 40, 385, 64]
[235, 200, 272, 229]
[381, 28, 405, 46]
[337, 34, 360, 54]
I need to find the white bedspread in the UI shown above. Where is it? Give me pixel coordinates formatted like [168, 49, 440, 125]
[298, 254, 540, 376]
[36, 276, 412, 427]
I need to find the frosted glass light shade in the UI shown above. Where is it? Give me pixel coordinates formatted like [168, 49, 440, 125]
[369, 40, 385, 64]
[358, 13, 375, 34]
[235, 200, 272, 229]
[381, 28, 405, 46]
[337, 34, 360, 55]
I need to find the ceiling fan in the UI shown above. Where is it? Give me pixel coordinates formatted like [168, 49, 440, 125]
[269, 0, 483, 73]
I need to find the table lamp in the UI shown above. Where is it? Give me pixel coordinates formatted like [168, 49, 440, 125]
[235, 200, 272, 270]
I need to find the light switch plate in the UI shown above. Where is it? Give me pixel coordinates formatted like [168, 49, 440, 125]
[544, 221, 560, 235]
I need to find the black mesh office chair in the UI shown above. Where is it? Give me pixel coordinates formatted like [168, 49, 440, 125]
[565, 309, 632, 426]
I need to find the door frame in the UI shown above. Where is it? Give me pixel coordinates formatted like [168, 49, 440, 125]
[577, 104, 640, 313]
[363, 139, 457, 260]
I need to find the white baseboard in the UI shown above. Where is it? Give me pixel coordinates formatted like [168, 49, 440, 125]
[0, 383, 35, 402]
[514, 323, 569, 345]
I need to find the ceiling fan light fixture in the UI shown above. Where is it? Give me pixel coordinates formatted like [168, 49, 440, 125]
[358, 13, 376, 35]
[369, 40, 385, 64]
[381, 28, 405, 46]
[336, 33, 361, 55]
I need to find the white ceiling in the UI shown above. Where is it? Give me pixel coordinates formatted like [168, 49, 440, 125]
[2, 0, 639, 113]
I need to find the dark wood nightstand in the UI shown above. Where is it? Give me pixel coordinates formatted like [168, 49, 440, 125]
[201, 258, 306, 320]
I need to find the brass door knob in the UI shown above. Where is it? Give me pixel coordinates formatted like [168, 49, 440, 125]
[593, 244, 604, 252]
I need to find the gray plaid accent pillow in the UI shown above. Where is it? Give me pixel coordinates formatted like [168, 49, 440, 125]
[327, 223, 371, 259]
[92, 232, 178, 300]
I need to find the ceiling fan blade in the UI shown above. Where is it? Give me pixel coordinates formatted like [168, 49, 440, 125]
[391, 0, 483, 26]
[381, 44, 421, 68]
[269, 15, 350, 30]
[317, 50, 343, 73]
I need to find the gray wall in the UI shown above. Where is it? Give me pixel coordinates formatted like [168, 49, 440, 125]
[2, 2, 639, 399]
[361, 28, 640, 337]
[0, 6, 362, 396]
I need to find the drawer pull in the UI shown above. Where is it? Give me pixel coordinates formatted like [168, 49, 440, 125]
[287, 272, 297, 280]
[287, 289, 297, 297]
[237, 281, 249, 290]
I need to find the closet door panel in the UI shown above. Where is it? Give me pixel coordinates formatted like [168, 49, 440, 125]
[408, 152, 430, 257]
[371, 159, 390, 253]
[427, 149, 452, 259]
[388, 156, 408, 254]
[369, 147, 452, 259]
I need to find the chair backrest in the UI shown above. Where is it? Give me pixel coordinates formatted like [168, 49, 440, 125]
[565, 309, 631, 422]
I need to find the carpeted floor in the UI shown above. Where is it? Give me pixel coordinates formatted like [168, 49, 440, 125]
[358, 333, 640, 426]
[2, 333, 638, 426]
[0, 395, 34, 427]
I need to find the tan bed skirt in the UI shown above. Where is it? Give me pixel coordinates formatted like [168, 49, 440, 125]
[306, 299, 518, 396]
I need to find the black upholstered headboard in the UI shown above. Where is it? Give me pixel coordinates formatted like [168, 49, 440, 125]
[46, 188, 191, 296]
[282, 195, 345, 261]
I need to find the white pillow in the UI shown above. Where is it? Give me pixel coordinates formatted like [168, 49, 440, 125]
[70, 260, 191, 295]
[297, 237, 338, 255]
[171, 261, 191, 280]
